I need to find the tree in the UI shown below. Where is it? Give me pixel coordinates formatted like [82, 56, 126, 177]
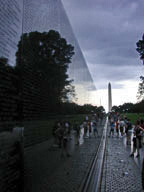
[111, 103, 134, 113]
[136, 34, 144, 62]
[111, 105, 119, 113]
[96, 106, 105, 114]
[137, 76, 144, 101]
[16, 30, 75, 116]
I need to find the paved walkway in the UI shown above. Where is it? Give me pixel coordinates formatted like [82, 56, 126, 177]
[101, 125, 143, 192]
[24, 120, 104, 192]
[24, 120, 144, 192]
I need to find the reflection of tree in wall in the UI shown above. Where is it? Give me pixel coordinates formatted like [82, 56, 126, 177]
[136, 34, 144, 101]
[16, 30, 75, 118]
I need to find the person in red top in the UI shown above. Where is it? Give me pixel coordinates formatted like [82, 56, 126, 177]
[115, 120, 119, 137]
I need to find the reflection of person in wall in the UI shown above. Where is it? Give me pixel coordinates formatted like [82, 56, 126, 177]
[53, 121, 61, 147]
[75, 123, 81, 145]
[61, 124, 71, 157]
[88, 121, 92, 137]
[93, 122, 98, 137]
[64, 121, 71, 139]
[54, 121, 63, 148]
[83, 121, 88, 137]
[85, 115, 89, 122]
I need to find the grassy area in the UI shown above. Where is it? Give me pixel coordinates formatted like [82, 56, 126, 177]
[123, 113, 144, 124]
[24, 114, 88, 147]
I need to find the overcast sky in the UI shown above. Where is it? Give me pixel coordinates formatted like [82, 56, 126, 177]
[62, 0, 144, 111]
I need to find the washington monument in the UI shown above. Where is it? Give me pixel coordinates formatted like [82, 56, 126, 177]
[108, 83, 112, 112]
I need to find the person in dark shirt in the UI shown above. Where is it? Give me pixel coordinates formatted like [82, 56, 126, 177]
[130, 122, 142, 157]
[125, 119, 132, 145]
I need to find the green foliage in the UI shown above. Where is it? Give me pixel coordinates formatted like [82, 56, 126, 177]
[112, 101, 144, 113]
[136, 35, 144, 61]
[25, 114, 88, 144]
[59, 103, 105, 115]
[123, 113, 144, 124]
[111, 103, 134, 113]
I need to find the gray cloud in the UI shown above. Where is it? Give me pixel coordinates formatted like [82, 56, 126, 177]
[62, 0, 144, 88]
[88, 62, 142, 90]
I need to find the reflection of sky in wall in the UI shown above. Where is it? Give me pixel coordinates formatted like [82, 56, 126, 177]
[23, 0, 94, 83]
[0, 0, 23, 66]
[23, 0, 97, 104]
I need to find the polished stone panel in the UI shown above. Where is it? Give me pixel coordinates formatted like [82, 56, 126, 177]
[0, 0, 23, 66]
[23, 0, 96, 104]
[0, 0, 96, 105]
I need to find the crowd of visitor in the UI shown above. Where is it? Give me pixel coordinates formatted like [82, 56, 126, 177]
[109, 113, 144, 158]
[51, 113, 144, 160]
[52, 113, 102, 157]
[51, 112, 144, 189]
[108, 113, 144, 190]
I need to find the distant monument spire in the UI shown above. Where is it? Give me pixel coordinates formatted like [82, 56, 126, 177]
[108, 83, 112, 112]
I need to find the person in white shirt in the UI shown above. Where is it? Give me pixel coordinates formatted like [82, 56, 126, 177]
[119, 119, 125, 136]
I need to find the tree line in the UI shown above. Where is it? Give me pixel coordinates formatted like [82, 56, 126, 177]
[111, 102, 144, 113]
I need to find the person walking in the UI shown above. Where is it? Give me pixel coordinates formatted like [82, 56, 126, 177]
[119, 118, 125, 137]
[93, 122, 98, 137]
[130, 132, 137, 157]
[85, 115, 89, 122]
[125, 119, 132, 145]
[115, 120, 119, 137]
[130, 122, 142, 157]
[61, 123, 71, 158]
[83, 121, 88, 138]
[109, 121, 115, 137]
[54, 121, 63, 148]
[75, 123, 81, 145]
[64, 121, 71, 139]
[140, 119, 144, 145]
[88, 121, 92, 138]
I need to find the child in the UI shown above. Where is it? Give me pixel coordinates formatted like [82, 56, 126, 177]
[109, 122, 115, 137]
